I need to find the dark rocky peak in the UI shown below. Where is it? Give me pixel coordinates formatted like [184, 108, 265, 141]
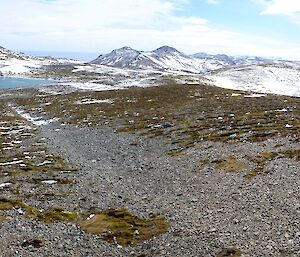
[153, 46, 181, 55]
[113, 46, 140, 54]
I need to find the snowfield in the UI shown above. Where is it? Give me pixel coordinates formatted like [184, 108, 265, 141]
[0, 46, 81, 76]
[0, 57, 81, 76]
[208, 64, 300, 97]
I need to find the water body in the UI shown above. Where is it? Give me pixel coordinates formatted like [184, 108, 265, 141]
[0, 77, 55, 90]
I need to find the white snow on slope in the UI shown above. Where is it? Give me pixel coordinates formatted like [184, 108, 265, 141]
[143, 52, 205, 73]
[75, 98, 114, 105]
[0, 46, 81, 76]
[143, 51, 228, 73]
[208, 64, 300, 97]
[0, 58, 42, 75]
[60, 82, 119, 91]
[12, 107, 59, 126]
[0, 58, 81, 76]
[66, 64, 167, 91]
[0, 160, 23, 166]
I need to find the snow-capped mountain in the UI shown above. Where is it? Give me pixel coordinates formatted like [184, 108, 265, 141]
[1, 45, 299, 97]
[143, 46, 222, 73]
[193, 52, 236, 65]
[91, 46, 231, 73]
[90, 46, 277, 73]
[192, 52, 272, 66]
[90, 47, 145, 68]
[90, 46, 170, 70]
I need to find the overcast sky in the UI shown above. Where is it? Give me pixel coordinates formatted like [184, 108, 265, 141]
[1, 0, 300, 59]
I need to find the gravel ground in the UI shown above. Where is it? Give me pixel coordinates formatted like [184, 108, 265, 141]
[0, 87, 299, 256]
[1, 123, 296, 257]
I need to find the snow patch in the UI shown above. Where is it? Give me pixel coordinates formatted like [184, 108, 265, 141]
[36, 161, 52, 167]
[60, 82, 124, 91]
[0, 183, 12, 188]
[12, 106, 59, 126]
[244, 94, 266, 98]
[42, 180, 58, 185]
[0, 160, 23, 166]
[75, 98, 114, 105]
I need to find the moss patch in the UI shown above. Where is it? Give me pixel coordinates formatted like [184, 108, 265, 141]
[0, 198, 20, 210]
[79, 209, 168, 246]
[0, 215, 7, 222]
[198, 148, 299, 178]
[0, 198, 79, 223]
[194, 158, 210, 172]
[215, 156, 247, 172]
[245, 148, 300, 179]
[0, 199, 168, 246]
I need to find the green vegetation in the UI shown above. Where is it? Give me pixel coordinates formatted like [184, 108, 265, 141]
[196, 148, 299, 178]
[215, 156, 247, 172]
[194, 158, 210, 172]
[0, 215, 7, 222]
[245, 149, 300, 178]
[0, 198, 79, 223]
[79, 209, 168, 246]
[0, 198, 168, 245]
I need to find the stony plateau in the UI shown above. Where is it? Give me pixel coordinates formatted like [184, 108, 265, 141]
[0, 46, 299, 257]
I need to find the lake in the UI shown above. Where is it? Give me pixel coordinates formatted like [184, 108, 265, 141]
[0, 77, 55, 90]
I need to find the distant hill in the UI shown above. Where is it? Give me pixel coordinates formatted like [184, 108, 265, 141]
[0, 46, 77, 75]
[0, 46, 29, 61]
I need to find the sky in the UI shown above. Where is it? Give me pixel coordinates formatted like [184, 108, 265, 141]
[1, 0, 300, 59]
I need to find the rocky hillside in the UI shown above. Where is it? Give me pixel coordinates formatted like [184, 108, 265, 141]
[0, 46, 30, 61]
[0, 46, 78, 76]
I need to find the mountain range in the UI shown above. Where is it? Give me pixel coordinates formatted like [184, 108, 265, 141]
[1, 44, 299, 97]
[91, 45, 274, 73]
[0, 44, 278, 75]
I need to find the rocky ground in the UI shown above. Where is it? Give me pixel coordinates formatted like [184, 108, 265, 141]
[0, 83, 299, 257]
